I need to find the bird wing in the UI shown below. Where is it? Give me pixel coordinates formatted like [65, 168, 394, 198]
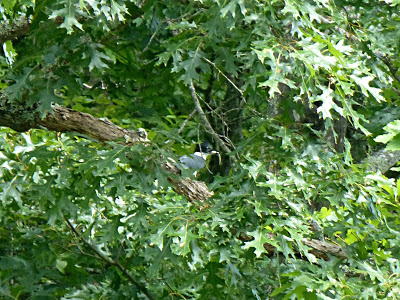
[178, 154, 206, 169]
[178, 155, 190, 169]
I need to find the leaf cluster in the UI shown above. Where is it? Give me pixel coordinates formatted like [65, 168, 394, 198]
[2, 0, 400, 299]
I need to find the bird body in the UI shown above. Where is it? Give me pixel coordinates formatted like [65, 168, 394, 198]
[178, 152, 209, 170]
[176, 141, 217, 172]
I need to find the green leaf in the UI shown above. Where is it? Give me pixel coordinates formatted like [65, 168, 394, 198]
[382, 119, 400, 134]
[350, 74, 384, 102]
[86, 44, 113, 72]
[173, 225, 199, 256]
[49, 1, 84, 34]
[270, 283, 292, 297]
[220, 0, 247, 18]
[282, 0, 300, 19]
[382, 0, 400, 5]
[55, 259, 68, 274]
[386, 135, 400, 150]
[167, 20, 197, 30]
[0, 177, 22, 205]
[3, 40, 17, 65]
[4, 67, 33, 101]
[149, 220, 176, 251]
[344, 229, 358, 245]
[341, 98, 371, 136]
[242, 228, 277, 257]
[315, 87, 337, 119]
[175, 49, 209, 83]
[13, 133, 35, 154]
[33, 88, 64, 117]
[375, 120, 400, 147]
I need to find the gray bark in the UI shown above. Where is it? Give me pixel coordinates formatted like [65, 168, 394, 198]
[365, 148, 400, 174]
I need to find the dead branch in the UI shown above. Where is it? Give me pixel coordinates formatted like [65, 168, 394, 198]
[39, 106, 148, 143]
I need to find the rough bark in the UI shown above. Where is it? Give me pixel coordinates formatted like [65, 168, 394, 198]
[39, 106, 146, 142]
[365, 148, 400, 174]
[163, 161, 214, 202]
[0, 102, 147, 143]
[303, 238, 346, 260]
[168, 177, 214, 202]
[0, 102, 40, 132]
[0, 16, 30, 45]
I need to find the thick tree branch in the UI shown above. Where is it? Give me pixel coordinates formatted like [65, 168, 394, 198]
[163, 161, 213, 202]
[303, 238, 346, 260]
[0, 96, 148, 143]
[39, 106, 147, 143]
[239, 232, 346, 261]
[168, 176, 214, 202]
[365, 148, 400, 174]
[0, 16, 30, 44]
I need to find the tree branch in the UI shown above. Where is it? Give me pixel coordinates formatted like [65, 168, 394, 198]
[39, 106, 148, 143]
[239, 232, 346, 261]
[365, 148, 400, 174]
[65, 218, 155, 300]
[0, 16, 30, 44]
[177, 108, 197, 134]
[382, 57, 400, 86]
[202, 57, 246, 103]
[0, 96, 148, 143]
[189, 80, 232, 154]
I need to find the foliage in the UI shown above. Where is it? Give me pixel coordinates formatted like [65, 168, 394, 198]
[375, 119, 400, 151]
[1, 0, 400, 299]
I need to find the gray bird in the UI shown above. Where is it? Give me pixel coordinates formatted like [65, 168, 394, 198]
[177, 141, 218, 173]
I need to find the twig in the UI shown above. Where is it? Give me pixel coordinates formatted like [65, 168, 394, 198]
[202, 57, 246, 102]
[142, 30, 158, 53]
[65, 218, 155, 300]
[382, 57, 400, 86]
[166, 8, 206, 23]
[189, 80, 232, 154]
[178, 109, 197, 134]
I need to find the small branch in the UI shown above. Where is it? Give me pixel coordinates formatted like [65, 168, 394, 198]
[202, 57, 246, 103]
[382, 57, 400, 86]
[189, 80, 232, 154]
[142, 30, 158, 53]
[177, 109, 197, 134]
[166, 9, 206, 23]
[65, 218, 155, 300]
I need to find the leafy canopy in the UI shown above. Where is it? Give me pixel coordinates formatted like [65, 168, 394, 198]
[1, 0, 400, 299]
